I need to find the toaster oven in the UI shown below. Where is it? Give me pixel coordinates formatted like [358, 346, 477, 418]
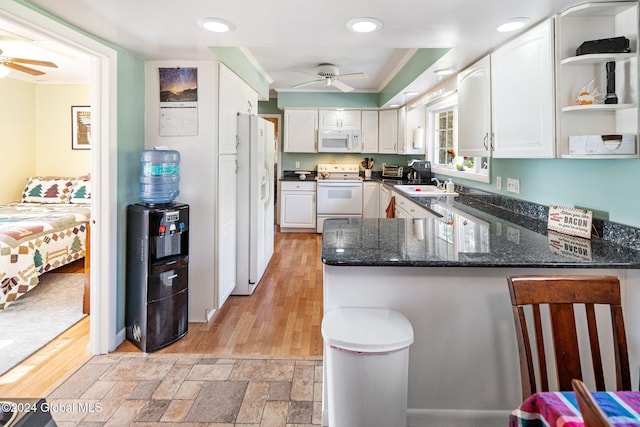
[382, 164, 403, 178]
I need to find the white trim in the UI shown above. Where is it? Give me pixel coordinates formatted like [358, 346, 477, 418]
[0, 0, 119, 354]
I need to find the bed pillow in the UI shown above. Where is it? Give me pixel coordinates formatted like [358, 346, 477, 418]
[21, 176, 75, 204]
[70, 179, 91, 204]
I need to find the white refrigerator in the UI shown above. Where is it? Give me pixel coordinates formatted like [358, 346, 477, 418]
[234, 114, 275, 295]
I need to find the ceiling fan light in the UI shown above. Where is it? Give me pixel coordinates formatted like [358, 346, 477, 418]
[197, 17, 235, 33]
[497, 17, 530, 32]
[347, 17, 383, 33]
[0, 65, 10, 78]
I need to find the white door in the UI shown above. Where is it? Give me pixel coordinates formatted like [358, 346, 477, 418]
[458, 55, 492, 157]
[491, 18, 556, 158]
[218, 154, 237, 307]
[316, 182, 363, 215]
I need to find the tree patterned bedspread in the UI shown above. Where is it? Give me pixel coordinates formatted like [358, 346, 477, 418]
[0, 203, 90, 310]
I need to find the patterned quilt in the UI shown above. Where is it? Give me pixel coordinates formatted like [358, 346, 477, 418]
[510, 391, 640, 426]
[0, 203, 90, 310]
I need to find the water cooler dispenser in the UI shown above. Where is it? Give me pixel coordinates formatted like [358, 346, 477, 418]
[125, 202, 189, 352]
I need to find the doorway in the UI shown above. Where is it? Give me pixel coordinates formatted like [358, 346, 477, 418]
[0, 2, 118, 355]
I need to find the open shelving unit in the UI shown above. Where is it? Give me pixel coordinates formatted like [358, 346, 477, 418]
[556, 1, 639, 158]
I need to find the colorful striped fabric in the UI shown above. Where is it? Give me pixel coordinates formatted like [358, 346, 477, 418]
[509, 391, 640, 426]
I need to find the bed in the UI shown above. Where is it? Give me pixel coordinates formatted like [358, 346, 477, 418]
[0, 176, 91, 310]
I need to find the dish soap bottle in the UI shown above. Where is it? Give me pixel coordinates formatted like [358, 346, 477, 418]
[445, 179, 455, 193]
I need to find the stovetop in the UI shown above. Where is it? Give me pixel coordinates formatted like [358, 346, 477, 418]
[316, 163, 362, 181]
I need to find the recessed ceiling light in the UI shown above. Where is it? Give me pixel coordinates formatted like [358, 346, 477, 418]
[434, 67, 457, 76]
[197, 17, 236, 33]
[347, 17, 383, 33]
[497, 17, 530, 32]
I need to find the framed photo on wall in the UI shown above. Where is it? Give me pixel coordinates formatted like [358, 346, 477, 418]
[72, 105, 91, 150]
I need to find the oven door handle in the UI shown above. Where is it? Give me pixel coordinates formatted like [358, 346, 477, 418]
[317, 182, 362, 188]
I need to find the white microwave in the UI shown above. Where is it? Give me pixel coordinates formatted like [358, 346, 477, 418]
[318, 129, 361, 153]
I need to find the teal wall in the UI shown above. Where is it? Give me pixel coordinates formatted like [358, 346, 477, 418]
[209, 47, 270, 100]
[280, 153, 418, 173]
[439, 157, 640, 228]
[115, 53, 146, 331]
[15, 0, 146, 332]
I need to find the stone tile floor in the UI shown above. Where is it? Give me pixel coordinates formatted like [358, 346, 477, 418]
[46, 353, 323, 426]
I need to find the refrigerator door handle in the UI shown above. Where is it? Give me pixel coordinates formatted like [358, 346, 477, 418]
[262, 160, 271, 205]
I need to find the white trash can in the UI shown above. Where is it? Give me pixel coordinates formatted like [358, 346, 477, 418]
[322, 307, 414, 427]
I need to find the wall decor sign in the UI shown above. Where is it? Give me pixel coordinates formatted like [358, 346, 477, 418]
[71, 106, 91, 150]
[158, 67, 198, 136]
[547, 205, 593, 239]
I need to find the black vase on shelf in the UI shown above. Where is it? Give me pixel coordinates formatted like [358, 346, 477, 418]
[604, 61, 618, 105]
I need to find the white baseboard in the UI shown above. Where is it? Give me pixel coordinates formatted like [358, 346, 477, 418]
[407, 409, 511, 427]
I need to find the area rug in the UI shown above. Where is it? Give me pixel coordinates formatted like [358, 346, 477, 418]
[0, 273, 85, 376]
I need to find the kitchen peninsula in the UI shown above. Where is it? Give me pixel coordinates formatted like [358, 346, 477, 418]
[320, 188, 640, 426]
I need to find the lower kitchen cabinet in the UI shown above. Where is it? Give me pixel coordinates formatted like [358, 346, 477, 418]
[392, 191, 439, 218]
[280, 181, 316, 232]
[362, 181, 379, 218]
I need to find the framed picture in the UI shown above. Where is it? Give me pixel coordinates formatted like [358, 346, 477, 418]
[71, 106, 91, 150]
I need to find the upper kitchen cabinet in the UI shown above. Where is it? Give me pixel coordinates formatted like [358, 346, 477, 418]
[361, 110, 379, 152]
[491, 18, 556, 158]
[378, 109, 399, 153]
[457, 55, 493, 157]
[319, 109, 362, 131]
[219, 64, 258, 154]
[284, 109, 318, 152]
[556, 1, 639, 158]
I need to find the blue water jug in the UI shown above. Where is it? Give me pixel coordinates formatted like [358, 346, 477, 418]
[139, 149, 180, 204]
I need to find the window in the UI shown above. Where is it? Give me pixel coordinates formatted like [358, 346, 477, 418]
[428, 94, 490, 183]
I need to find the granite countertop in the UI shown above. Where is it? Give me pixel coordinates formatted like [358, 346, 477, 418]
[322, 183, 640, 269]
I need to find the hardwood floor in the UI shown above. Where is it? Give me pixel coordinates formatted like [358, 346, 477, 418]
[0, 231, 324, 397]
[0, 256, 91, 397]
[117, 230, 324, 357]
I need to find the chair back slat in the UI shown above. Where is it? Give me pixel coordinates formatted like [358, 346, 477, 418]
[508, 275, 631, 400]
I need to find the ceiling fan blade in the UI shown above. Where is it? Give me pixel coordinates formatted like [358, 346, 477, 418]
[8, 57, 58, 68]
[331, 79, 354, 92]
[335, 72, 368, 81]
[291, 78, 323, 89]
[3, 61, 45, 75]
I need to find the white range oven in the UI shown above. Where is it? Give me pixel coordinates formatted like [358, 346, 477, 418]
[316, 163, 363, 233]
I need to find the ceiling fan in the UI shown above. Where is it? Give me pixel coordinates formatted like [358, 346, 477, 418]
[292, 63, 368, 92]
[0, 48, 58, 76]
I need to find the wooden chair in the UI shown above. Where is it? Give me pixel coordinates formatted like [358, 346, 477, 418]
[507, 275, 631, 400]
[572, 379, 614, 427]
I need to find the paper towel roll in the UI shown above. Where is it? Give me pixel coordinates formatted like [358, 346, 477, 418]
[413, 127, 424, 149]
[413, 218, 425, 241]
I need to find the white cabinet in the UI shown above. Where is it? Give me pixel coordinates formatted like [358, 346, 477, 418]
[378, 109, 399, 153]
[362, 181, 379, 218]
[219, 64, 240, 155]
[217, 155, 237, 308]
[491, 18, 556, 158]
[280, 181, 317, 231]
[284, 109, 318, 152]
[458, 55, 493, 157]
[556, 2, 638, 158]
[392, 191, 439, 219]
[361, 110, 379, 152]
[379, 184, 392, 218]
[219, 64, 257, 155]
[319, 109, 361, 130]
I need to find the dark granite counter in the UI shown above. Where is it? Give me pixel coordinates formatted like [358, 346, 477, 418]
[322, 184, 640, 269]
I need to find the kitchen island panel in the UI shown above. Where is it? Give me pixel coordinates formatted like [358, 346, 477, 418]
[322, 264, 634, 426]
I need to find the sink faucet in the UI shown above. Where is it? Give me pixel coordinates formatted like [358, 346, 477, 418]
[431, 177, 441, 189]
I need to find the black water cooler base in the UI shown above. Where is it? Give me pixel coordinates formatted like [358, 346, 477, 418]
[126, 202, 189, 353]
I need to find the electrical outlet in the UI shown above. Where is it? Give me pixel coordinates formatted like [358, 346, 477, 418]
[295, 161, 300, 169]
[507, 178, 520, 194]
[496, 176, 502, 190]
